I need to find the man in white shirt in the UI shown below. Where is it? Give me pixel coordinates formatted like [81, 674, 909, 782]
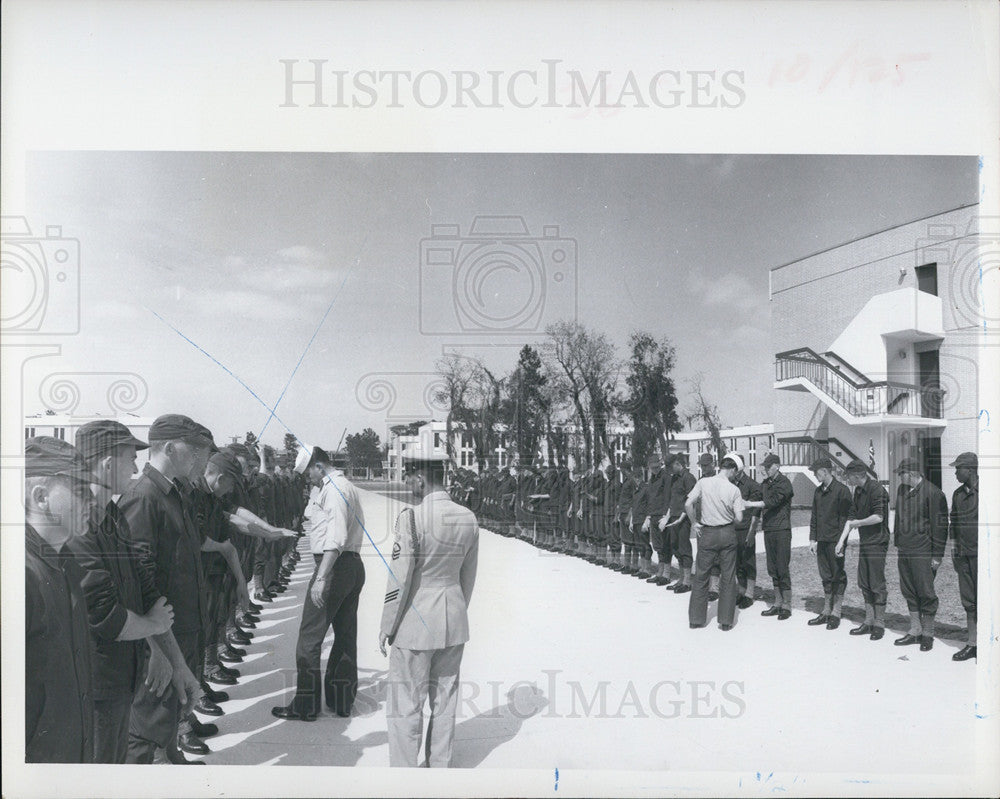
[380, 453, 479, 768]
[685, 454, 746, 631]
[272, 446, 367, 721]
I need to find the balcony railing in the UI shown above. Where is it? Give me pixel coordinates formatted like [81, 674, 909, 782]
[775, 348, 943, 419]
[777, 436, 878, 479]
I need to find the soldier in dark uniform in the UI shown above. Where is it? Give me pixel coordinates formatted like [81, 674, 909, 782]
[806, 458, 853, 630]
[69, 422, 175, 763]
[631, 456, 657, 578]
[24, 437, 98, 763]
[119, 415, 216, 764]
[539, 465, 560, 551]
[604, 460, 626, 571]
[499, 465, 518, 537]
[732, 460, 763, 609]
[948, 452, 978, 661]
[616, 462, 640, 573]
[663, 455, 697, 593]
[643, 454, 671, 585]
[585, 459, 607, 563]
[556, 466, 573, 553]
[569, 465, 584, 556]
[837, 459, 890, 640]
[745, 453, 795, 619]
[891, 457, 948, 651]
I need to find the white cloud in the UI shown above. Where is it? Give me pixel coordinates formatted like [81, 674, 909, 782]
[686, 271, 764, 310]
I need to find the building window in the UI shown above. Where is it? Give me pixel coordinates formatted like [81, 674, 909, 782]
[54, 427, 66, 440]
[915, 263, 938, 296]
[25, 426, 36, 439]
[434, 432, 443, 449]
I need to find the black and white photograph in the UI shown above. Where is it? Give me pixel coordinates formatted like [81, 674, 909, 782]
[2, 2, 998, 798]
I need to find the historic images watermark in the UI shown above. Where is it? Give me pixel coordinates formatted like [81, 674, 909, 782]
[281, 670, 749, 721]
[279, 59, 746, 111]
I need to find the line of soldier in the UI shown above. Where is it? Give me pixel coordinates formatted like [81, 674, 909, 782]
[450, 448, 978, 659]
[23, 416, 307, 765]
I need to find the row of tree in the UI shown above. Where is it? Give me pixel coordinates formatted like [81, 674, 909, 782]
[434, 320, 726, 471]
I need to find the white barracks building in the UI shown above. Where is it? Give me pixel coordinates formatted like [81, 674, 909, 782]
[771, 203, 980, 504]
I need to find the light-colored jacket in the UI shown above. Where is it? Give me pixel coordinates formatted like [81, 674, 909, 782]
[384, 490, 479, 650]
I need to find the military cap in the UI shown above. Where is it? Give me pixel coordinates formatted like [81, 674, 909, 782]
[844, 459, 869, 474]
[25, 436, 93, 483]
[148, 414, 217, 451]
[949, 452, 978, 470]
[225, 442, 251, 459]
[647, 453, 662, 467]
[698, 453, 715, 467]
[721, 453, 744, 471]
[75, 419, 148, 460]
[762, 453, 781, 469]
[894, 457, 922, 474]
[809, 457, 834, 473]
[209, 450, 244, 483]
[293, 443, 320, 474]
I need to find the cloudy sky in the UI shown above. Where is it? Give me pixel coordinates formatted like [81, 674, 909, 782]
[20, 152, 977, 451]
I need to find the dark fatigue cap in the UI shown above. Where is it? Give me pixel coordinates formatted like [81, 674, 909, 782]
[809, 457, 834, 473]
[894, 457, 922, 474]
[949, 452, 978, 470]
[698, 453, 715, 467]
[844, 459, 869, 474]
[25, 436, 93, 483]
[75, 419, 148, 460]
[148, 414, 217, 451]
[209, 450, 244, 483]
[762, 453, 781, 469]
[647, 453, 662, 467]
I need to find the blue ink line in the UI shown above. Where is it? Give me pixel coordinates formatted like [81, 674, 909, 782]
[554, 768, 559, 791]
[146, 306, 426, 630]
[257, 244, 363, 440]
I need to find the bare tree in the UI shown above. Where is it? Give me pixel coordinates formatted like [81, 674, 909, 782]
[433, 353, 477, 459]
[683, 372, 726, 459]
[542, 320, 619, 468]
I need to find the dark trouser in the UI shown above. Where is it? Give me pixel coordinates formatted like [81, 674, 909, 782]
[689, 524, 738, 626]
[669, 518, 693, 569]
[857, 541, 888, 606]
[897, 551, 938, 615]
[292, 552, 366, 717]
[127, 629, 202, 762]
[618, 515, 634, 547]
[953, 553, 977, 618]
[764, 529, 792, 592]
[816, 541, 847, 596]
[649, 515, 671, 563]
[604, 515, 620, 549]
[93, 691, 134, 764]
[202, 571, 227, 672]
[735, 527, 756, 587]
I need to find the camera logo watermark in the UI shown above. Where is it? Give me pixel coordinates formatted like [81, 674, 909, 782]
[918, 215, 999, 330]
[419, 215, 577, 335]
[1, 216, 81, 336]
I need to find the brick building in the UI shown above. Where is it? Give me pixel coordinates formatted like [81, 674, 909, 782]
[770, 204, 980, 504]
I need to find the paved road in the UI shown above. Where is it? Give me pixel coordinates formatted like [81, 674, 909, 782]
[194, 486, 979, 784]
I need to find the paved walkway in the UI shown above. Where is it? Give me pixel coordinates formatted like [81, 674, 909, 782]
[193, 487, 980, 785]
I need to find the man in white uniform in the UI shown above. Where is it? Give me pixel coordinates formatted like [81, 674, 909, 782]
[380, 453, 479, 768]
[272, 445, 366, 720]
